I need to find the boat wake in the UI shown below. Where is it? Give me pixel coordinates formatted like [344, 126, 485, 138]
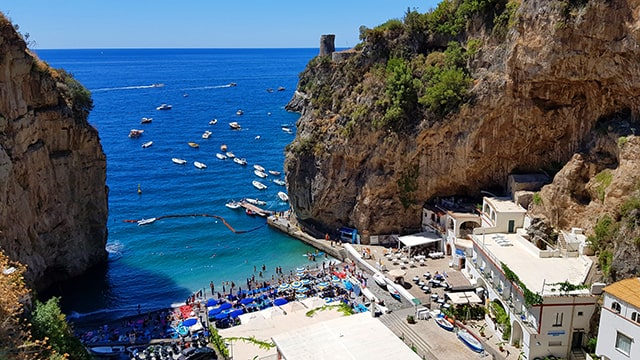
[92, 84, 165, 92]
[182, 84, 235, 91]
[106, 241, 124, 262]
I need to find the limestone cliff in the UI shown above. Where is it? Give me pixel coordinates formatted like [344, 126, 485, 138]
[0, 15, 108, 291]
[284, 0, 640, 243]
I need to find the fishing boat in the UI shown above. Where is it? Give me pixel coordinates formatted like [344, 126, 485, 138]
[172, 158, 187, 165]
[194, 161, 207, 169]
[254, 170, 268, 178]
[225, 151, 235, 158]
[225, 200, 242, 209]
[188, 142, 199, 148]
[128, 129, 144, 138]
[252, 180, 267, 190]
[140, 117, 153, 124]
[216, 153, 227, 160]
[373, 274, 387, 289]
[137, 218, 157, 226]
[388, 285, 401, 301]
[229, 121, 241, 130]
[273, 179, 286, 186]
[253, 164, 265, 172]
[156, 103, 172, 110]
[202, 130, 212, 139]
[141, 141, 153, 148]
[457, 329, 484, 353]
[435, 316, 455, 331]
[233, 157, 247, 166]
[277, 191, 289, 202]
[268, 170, 281, 176]
[209, 119, 218, 125]
[244, 198, 266, 206]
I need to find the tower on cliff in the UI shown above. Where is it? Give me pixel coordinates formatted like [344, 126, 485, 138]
[319, 34, 335, 56]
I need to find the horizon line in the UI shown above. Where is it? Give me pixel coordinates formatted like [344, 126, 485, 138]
[34, 46, 354, 51]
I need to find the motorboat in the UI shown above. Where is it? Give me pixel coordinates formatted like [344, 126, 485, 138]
[172, 158, 187, 165]
[88, 346, 126, 357]
[225, 151, 235, 158]
[140, 117, 153, 124]
[388, 285, 401, 301]
[209, 119, 218, 125]
[202, 130, 212, 139]
[273, 179, 286, 186]
[156, 103, 172, 110]
[373, 274, 387, 289]
[225, 200, 242, 209]
[229, 82, 237, 87]
[252, 180, 267, 190]
[277, 191, 289, 202]
[266, 88, 274, 93]
[216, 153, 227, 160]
[137, 218, 156, 226]
[244, 198, 266, 206]
[282, 127, 293, 134]
[229, 121, 241, 130]
[221, 144, 228, 151]
[150, 83, 165, 88]
[141, 141, 153, 148]
[233, 157, 247, 166]
[128, 129, 144, 138]
[277, 86, 285, 91]
[254, 170, 268, 178]
[457, 329, 484, 353]
[253, 164, 265, 172]
[194, 161, 207, 169]
[435, 316, 455, 331]
[188, 142, 199, 148]
[236, 109, 244, 115]
[269, 170, 281, 176]
[246, 209, 256, 216]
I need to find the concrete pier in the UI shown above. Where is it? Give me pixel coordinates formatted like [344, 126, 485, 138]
[267, 215, 347, 261]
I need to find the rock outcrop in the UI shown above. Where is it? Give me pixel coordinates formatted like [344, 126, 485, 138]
[284, 0, 640, 239]
[0, 15, 108, 291]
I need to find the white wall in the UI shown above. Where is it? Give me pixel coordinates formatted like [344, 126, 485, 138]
[596, 294, 640, 360]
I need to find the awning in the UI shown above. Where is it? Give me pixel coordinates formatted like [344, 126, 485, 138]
[446, 291, 483, 305]
[398, 232, 442, 256]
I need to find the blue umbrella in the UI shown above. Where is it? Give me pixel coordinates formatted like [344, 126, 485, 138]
[219, 302, 232, 310]
[278, 283, 290, 291]
[240, 297, 255, 305]
[214, 312, 228, 320]
[296, 293, 307, 300]
[291, 281, 302, 289]
[208, 307, 222, 317]
[206, 298, 218, 307]
[274, 298, 288, 306]
[301, 279, 311, 285]
[182, 318, 198, 327]
[295, 286, 308, 293]
[230, 309, 244, 318]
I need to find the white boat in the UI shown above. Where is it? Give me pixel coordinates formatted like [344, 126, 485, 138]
[225, 151, 235, 158]
[188, 142, 199, 148]
[388, 285, 401, 301]
[435, 316, 455, 331]
[254, 170, 268, 178]
[194, 161, 207, 169]
[252, 180, 267, 190]
[233, 157, 247, 166]
[254, 164, 265, 172]
[156, 103, 172, 110]
[373, 274, 387, 288]
[225, 200, 242, 209]
[457, 329, 484, 353]
[277, 191, 289, 202]
[216, 153, 227, 160]
[172, 158, 187, 165]
[245, 198, 266, 206]
[273, 179, 286, 186]
[128, 129, 144, 138]
[140, 117, 153, 124]
[209, 119, 218, 125]
[268, 170, 281, 176]
[88, 346, 125, 357]
[229, 121, 241, 130]
[137, 218, 156, 226]
[141, 141, 153, 148]
[202, 130, 212, 139]
[236, 109, 244, 115]
[282, 126, 293, 134]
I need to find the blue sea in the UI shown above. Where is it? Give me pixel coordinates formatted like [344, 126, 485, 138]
[35, 48, 322, 324]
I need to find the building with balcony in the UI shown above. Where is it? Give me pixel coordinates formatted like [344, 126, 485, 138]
[595, 278, 640, 360]
[464, 197, 597, 360]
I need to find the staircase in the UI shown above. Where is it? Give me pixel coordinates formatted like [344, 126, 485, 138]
[378, 308, 434, 359]
[571, 348, 587, 360]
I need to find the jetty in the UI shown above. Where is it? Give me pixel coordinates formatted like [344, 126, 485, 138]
[240, 201, 274, 217]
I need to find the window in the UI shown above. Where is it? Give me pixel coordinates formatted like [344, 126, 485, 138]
[615, 331, 632, 356]
[553, 312, 563, 327]
[612, 301, 622, 314]
[632, 312, 637, 322]
[577, 311, 583, 316]
[548, 341, 562, 347]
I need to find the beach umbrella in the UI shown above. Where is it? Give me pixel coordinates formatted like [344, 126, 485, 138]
[290, 281, 302, 289]
[331, 276, 341, 283]
[206, 298, 218, 307]
[219, 302, 232, 310]
[295, 293, 307, 300]
[278, 283, 290, 291]
[274, 298, 288, 306]
[296, 267, 306, 272]
[230, 309, 244, 318]
[301, 279, 311, 285]
[316, 281, 329, 289]
[296, 272, 305, 278]
[214, 312, 228, 320]
[182, 318, 198, 327]
[240, 297, 255, 305]
[295, 286, 308, 293]
[208, 307, 222, 317]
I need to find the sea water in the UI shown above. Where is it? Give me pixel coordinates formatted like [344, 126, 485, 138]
[35, 48, 324, 323]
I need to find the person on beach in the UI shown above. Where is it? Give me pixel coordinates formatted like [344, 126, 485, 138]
[210, 281, 215, 295]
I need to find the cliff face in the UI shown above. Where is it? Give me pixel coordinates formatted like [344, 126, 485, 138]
[284, 0, 640, 238]
[0, 16, 108, 291]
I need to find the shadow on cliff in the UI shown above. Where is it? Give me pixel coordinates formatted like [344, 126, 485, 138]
[39, 260, 195, 327]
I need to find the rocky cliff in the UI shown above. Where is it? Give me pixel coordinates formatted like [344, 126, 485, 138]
[0, 15, 108, 291]
[284, 0, 640, 243]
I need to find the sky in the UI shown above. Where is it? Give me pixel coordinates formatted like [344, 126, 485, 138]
[1, 0, 441, 49]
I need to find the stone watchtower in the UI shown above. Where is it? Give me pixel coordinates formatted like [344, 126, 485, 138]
[319, 34, 335, 56]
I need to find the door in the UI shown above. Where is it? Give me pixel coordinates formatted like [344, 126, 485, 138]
[508, 220, 515, 233]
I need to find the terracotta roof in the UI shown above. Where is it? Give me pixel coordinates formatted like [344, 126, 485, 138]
[604, 278, 640, 308]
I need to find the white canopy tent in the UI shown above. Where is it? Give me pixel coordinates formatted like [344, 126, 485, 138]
[397, 232, 442, 257]
[446, 291, 483, 305]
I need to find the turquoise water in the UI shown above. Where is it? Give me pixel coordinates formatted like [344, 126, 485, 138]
[36, 48, 323, 323]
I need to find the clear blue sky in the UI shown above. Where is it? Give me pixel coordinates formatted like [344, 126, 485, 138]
[1, 0, 440, 49]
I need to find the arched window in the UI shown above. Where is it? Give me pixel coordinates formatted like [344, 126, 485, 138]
[612, 301, 621, 314]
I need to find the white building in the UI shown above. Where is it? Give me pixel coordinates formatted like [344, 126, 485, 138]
[464, 197, 598, 360]
[596, 278, 640, 360]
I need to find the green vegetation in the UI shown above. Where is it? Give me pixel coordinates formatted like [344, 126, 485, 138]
[305, 303, 354, 317]
[532, 192, 542, 205]
[56, 69, 93, 119]
[375, 57, 420, 130]
[617, 136, 628, 148]
[208, 325, 230, 359]
[501, 263, 543, 306]
[397, 165, 420, 208]
[490, 301, 511, 340]
[593, 169, 613, 202]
